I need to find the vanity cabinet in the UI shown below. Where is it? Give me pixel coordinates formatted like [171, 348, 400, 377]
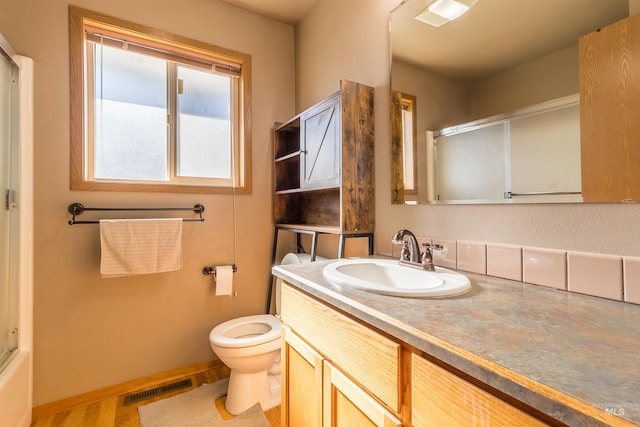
[282, 327, 402, 427]
[579, 12, 640, 202]
[281, 284, 402, 427]
[273, 80, 374, 234]
[281, 283, 557, 427]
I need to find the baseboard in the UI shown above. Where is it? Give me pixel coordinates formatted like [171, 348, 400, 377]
[32, 359, 223, 418]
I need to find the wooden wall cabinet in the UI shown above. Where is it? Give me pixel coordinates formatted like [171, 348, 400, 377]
[579, 12, 640, 202]
[273, 80, 374, 234]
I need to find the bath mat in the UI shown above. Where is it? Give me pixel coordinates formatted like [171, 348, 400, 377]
[138, 378, 270, 427]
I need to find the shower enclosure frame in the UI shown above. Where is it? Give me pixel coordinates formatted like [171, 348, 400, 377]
[0, 32, 34, 427]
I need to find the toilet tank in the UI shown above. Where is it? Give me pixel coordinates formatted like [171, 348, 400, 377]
[276, 253, 325, 315]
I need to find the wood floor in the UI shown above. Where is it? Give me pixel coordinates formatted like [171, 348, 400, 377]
[30, 364, 281, 427]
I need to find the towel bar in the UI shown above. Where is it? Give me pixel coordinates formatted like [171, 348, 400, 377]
[67, 202, 205, 225]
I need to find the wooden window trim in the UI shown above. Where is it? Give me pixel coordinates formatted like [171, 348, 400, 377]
[69, 6, 252, 194]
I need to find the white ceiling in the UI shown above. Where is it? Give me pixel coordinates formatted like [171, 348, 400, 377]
[392, 0, 629, 82]
[218, 0, 317, 24]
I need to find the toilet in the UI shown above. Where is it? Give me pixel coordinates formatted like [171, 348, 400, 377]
[208, 252, 312, 415]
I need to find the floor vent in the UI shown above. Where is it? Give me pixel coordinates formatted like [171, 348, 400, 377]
[123, 378, 193, 405]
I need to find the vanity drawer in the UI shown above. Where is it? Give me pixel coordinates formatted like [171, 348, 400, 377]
[281, 284, 400, 413]
[411, 354, 550, 426]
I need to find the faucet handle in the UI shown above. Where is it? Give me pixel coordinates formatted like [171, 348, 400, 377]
[420, 243, 442, 271]
[422, 243, 443, 252]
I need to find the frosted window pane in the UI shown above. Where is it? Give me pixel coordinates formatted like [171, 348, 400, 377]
[93, 45, 168, 180]
[177, 66, 231, 179]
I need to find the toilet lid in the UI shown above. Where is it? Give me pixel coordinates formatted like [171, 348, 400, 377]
[210, 314, 281, 348]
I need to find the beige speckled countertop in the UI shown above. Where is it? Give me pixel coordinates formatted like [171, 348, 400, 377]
[272, 257, 640, 427]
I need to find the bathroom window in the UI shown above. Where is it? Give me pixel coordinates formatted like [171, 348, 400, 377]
[69, 7, 252, 193]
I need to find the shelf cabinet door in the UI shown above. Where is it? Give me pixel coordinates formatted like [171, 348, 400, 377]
[579, 12, 640, 202]
[282, 326, 323, 427]
[323, 361, 401, 427]
[301, 93, 341, 190]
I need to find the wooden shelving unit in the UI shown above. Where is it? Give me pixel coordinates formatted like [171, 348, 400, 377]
[273, 80, 375, 234]
[267, 80, 375, 311]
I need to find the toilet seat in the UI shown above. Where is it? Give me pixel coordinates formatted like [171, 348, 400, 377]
[210, 314, 281, 348]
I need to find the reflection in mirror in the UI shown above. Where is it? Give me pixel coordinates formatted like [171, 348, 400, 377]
[432, 95, 581, 203]
[391, 91, 418, 201]
[390, 0, 629, 204]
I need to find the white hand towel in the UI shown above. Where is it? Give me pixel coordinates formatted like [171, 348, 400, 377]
[99, 218, 183, 278]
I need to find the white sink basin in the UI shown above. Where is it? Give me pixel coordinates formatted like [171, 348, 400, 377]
[323, 258, 471, 298]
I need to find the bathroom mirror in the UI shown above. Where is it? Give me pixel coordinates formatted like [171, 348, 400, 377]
[390, 0, 629, 204]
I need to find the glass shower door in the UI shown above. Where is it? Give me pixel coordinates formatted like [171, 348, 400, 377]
[0, 50, 18, 368]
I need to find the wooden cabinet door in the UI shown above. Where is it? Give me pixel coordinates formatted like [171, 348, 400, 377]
[579, 12, 640, 202]
[323, 361, 401, 427]
[301, 93, 341, 189]
[281, 284, 401, 413]
[282, 326, 323, 427]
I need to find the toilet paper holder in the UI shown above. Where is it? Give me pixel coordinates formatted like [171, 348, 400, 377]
[202, 264, 237, 276]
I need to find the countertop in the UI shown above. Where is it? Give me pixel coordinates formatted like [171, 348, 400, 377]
[272, 257, 640, 427]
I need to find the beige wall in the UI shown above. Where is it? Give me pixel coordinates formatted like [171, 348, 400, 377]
[469, 45, 579, 118]
[0, 0, 295, 405]
[298, 0, 640, 258]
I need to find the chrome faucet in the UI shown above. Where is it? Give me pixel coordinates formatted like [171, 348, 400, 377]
[392, 229, 442, 271]
[392, 229, 421, 263]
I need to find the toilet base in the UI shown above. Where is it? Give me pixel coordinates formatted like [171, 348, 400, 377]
[224, 371, 281, 415]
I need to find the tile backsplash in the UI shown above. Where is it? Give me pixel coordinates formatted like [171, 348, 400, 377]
[623, 258, 640, 304]
[523, 247, 567, 290]
[375, 232, 639, 305]
[457, 241, 487, 275]
[487, 244, 522, 282]
[567, 252, 623, 301]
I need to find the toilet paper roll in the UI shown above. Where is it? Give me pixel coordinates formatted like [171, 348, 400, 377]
[215, 265, 234, 296]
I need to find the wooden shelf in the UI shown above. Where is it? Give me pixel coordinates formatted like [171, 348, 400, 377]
[276, 224, 375, 235]
[275, 151, 302, 162]
[274, 118, 301, 159]
[275, 223, 342, 234]
[275, 186, 340, 195]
